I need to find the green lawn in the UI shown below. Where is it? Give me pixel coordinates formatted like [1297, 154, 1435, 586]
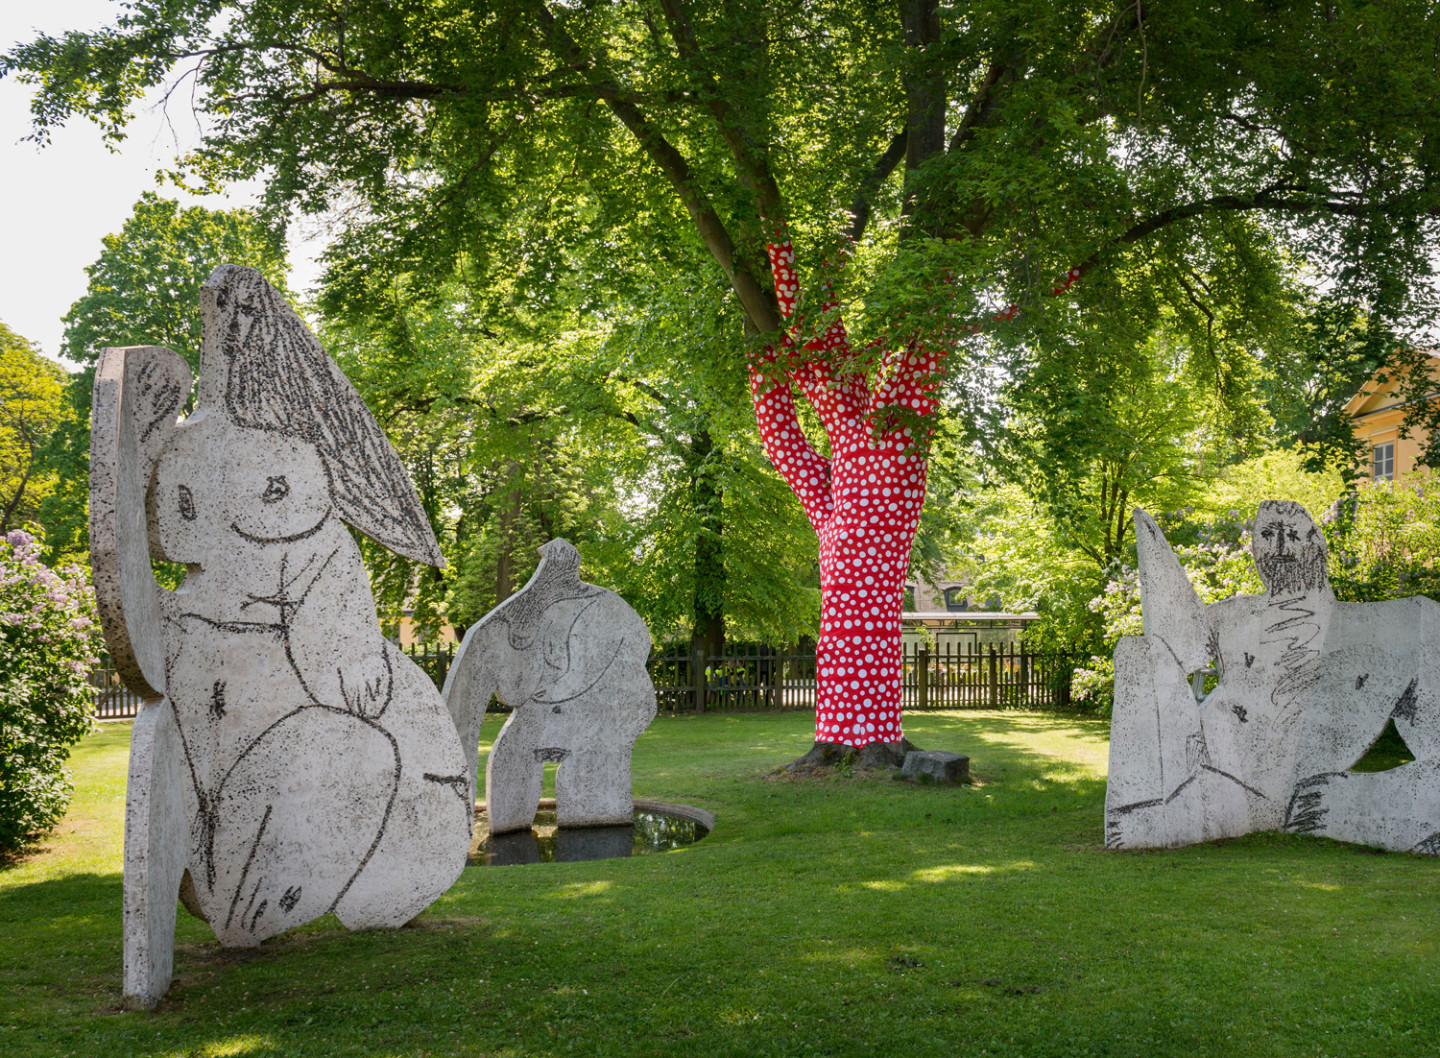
[3, 710, 1440, 1057]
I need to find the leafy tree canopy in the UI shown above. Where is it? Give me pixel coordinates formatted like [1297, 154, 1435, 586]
[0, 323, 68, 535]
[35, 192, 288, 563]
[324, 265, 825, 646]
[8, 2, 1437, 381]
[10, 0, 1440, 670]
[60, 191, 288, 372]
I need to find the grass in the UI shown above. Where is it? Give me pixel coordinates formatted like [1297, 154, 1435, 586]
[3, 709, 1440, 1057]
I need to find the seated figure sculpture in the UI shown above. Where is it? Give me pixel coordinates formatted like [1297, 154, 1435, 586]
[443, 538, 657, 835]
[1106, 501, 1440, 854]
[91, 266, 473, 1009]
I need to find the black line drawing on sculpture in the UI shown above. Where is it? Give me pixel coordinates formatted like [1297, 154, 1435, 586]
[443, 538, 658, 836]
[91, 266, 472, 1009]
[1105, 501, 1440, 856]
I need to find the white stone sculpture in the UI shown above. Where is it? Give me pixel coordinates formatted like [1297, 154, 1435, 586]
[92, 266, 472, 1010]
[1105, 501, 1440, 855]
[1286, 595, 1440, 851]
[443, 538, 657, 835]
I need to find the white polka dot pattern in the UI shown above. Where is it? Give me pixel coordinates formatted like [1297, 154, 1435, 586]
[748, 234, 941, 748]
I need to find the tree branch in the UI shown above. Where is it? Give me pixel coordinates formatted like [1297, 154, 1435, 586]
[947, 56, 1015, 154]
[612, 372, 675, 410]
[656, 0, 786, 226]
[845, 129, 908, 244]
[1073, 184, 1403, 280]
[529, 0, 780, 333]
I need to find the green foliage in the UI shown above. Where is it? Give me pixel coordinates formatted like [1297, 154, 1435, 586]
[1005, 329, 1210, 570]
[960, 449, 1343, 694]
[0, 529, 103, 856]
[8, 1, 1438, 424]
[35, 193, 288, 564]
[584, 274, 822, 646]
[59, 192, 287, 373]
[324, 269, 823, 646]
[1186, 449, 1346, 535]
[948, 483, 1105, 655]
[1262, 297, 1402, 477]
[0, 324, 68, 535]
[11, 0, 1440, 663]
[1328, 473, 1440, 604]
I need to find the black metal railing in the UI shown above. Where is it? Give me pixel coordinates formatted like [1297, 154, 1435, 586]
[93, 640, 1073, 719]
[647, 642, 1074, 714]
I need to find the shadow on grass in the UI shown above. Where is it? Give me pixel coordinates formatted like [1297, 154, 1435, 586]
[11, 713, 1440, 1057]
[0, 868, 120, 929]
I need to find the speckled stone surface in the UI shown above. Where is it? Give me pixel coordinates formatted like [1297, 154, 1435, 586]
[1106, 503, 1440, 855]
[120, 699, 187, 1010]
[91, 345, 187, 700]
[443, 538, 657, 834]
[900, 750, 969, 784]
[1286, 595, 1440, 852]
[92, 266, 472, 1007]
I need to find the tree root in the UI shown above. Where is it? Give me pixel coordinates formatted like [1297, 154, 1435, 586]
[781, 738, 920, 775]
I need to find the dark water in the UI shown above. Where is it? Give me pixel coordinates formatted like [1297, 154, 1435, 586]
[470, 808, 710, 866]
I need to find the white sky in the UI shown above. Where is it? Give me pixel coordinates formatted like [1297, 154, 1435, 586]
[0, 1, 323, 368]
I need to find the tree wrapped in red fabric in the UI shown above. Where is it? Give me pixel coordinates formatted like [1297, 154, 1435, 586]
[748, 234, 942, 749]
[13, 0, 1436, 758]
[750, 234, 1082, 751]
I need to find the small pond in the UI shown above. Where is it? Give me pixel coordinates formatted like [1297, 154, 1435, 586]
[469, 798, 714, 866]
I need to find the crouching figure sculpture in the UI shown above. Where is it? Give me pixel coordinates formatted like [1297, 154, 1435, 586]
[443, 538, 657, 834]
[1105, 501, 1440, 854]
[92, 266, 472, 1009]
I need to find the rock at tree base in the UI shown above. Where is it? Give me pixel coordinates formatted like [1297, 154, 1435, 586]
[784, 738, 920, 773]
[901, 750, 969, 784]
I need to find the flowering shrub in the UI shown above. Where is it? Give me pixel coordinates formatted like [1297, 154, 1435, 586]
[1328, 475, 1440, 604]
[0, 529, 103, 855]
[1072, 536, 1263, 716]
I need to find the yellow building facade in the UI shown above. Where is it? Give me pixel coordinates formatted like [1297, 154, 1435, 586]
[1345, 352, 1440, 480]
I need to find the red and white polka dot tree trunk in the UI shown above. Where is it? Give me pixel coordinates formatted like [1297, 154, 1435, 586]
[748, 236, 940, 749]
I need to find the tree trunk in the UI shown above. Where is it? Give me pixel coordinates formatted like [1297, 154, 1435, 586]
[689, 427, 726, 659]
[809, 447, 928, 744]
[494, 459, 522, 605]
[901, 0, 946, 174]
[748, 236, 939, 747]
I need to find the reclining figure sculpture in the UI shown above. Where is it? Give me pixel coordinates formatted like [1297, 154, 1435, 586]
[1106, 501, 1440, 854]
[92, 266, 473, 1009]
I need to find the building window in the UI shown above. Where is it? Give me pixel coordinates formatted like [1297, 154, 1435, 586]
[1373, 442, 1395, 481]
[943, 587, 968, 612]
[903, 585, 916, 611]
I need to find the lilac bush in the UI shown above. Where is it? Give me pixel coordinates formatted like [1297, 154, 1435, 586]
[0, 529, 103, 855]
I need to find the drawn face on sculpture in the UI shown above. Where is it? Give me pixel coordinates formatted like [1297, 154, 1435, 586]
[149, 264, 444, 571]
[226, 431, 329, 543]
[1252, 501, 1327, 596]
[153, 420, 331, 564]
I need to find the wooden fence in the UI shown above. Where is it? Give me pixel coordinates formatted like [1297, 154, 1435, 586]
[90, 662, 146, 720]
[404, 642, 457, 691]
[85, 646, 462, 723]
[92, 640, 1073, 720]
